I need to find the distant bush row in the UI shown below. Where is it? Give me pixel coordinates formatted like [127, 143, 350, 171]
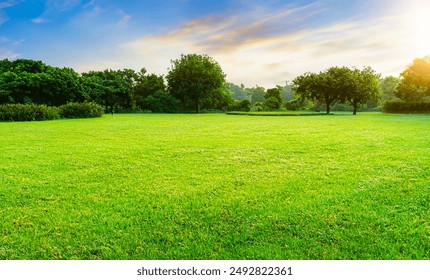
[382, 101, 430, 113]
[0, 102, 104, 122]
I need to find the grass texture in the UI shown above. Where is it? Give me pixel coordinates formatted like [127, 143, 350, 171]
[1, 113, 429, 260]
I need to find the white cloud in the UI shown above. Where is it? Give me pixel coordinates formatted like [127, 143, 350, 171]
[122, 4, 414, 87]
[32, 17, 47, 24]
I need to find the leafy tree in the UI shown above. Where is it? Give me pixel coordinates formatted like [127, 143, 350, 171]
[82, 70, 131, 113]
[395, 56, 430, 102]
[342, 67, 381, 115]
[292, 66, 380, 115]
[166, 54, 227, 113]
[281, 83, 295, 101]
[246, 86, 265, 104]
[229, 83, 251, 101]
[292, 70, 338, 114]
[264, 86, 283, 110]
[134, 68, 166, 108]
[380, 76, 400, 102]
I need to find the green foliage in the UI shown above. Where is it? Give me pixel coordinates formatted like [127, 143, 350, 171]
[133, 69, 166, 108]
[263, 97, 281, 111]
[229, 99, 252, 112]
[380, 76, 400, 102]
[382, 100, 430, 113]
[58, 102, 104, 119]
[395, 56, 430, 102]
[0, 59, 85, 106]
[229, 83, 251, 101]
[167, 54, 227, 113]
[264, 87, 283, 110]
[285, 98, 306, 111]
[0, 103, 59, 121]
[142, 91, 180, 113]
[246, 86, 265, 104]
[292, 66, 381, 115]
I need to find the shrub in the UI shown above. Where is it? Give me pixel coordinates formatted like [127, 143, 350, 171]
[58, 102, 104, 119]
[0, 104, 59, 121]
[142, 91, 180, 113]
[228, 99, 252, 112]
[285, 99, 307, 111]
[382, 101, 430, 113]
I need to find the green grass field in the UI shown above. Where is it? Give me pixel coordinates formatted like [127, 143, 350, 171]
[1, 113, 429, 260]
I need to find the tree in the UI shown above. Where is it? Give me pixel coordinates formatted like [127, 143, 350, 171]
[292, 66, 380, 115]
[246, 86, 265, 104]
[228, 83, 251, 101]
[134, 68, 166, 108]
[264, 86, 283, 110]
[395, 56, 430, 102]
[380, 76, 400, 102]
[292, 70, 339, 114]
[82, 69, 131, 113]
[341, 67, 381, 115]
[166, 54, 227, 113]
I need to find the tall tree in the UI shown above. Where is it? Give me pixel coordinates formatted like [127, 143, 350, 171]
[264, 86, 283, 110]
[166, 54, 227, 113]
[342, 67, 381, 115]
[395, 56, 430, 102]
[380, 76, 400, 102]
[292, 70, 340, 114]
[246, 86, 265, 104]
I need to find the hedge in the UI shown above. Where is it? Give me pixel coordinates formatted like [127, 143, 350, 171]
[382, 101, 430, 113]
[58, 102, 104, 119]
[0, 102, 104, 122]
[0, 104, 60, 121]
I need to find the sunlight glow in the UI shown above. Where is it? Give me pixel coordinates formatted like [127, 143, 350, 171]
[407, 1, 430, 57]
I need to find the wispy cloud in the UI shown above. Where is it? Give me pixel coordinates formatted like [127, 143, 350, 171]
[0, 0, 23, 25]
[117, 10, 131, 28]
[0, 36, 22, 59]
[123, 3, 410, 86]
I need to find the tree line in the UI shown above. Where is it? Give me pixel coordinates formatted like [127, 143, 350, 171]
[1, 54, 429, 114]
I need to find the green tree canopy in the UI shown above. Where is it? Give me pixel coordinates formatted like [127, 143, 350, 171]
[395, 56, 430, 102]
[264, 86, 283, 110]
[292, 66, 380, 114]
[166, 54, 227, 113]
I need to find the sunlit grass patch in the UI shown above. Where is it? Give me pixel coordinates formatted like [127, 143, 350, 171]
[1, 113, 429, 259]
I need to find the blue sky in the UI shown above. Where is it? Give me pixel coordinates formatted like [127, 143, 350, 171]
[1, 0, 429, 87]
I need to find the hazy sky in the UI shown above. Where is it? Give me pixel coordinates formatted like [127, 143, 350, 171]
[1, 0, 429, 87]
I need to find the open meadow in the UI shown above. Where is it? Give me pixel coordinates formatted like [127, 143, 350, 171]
[0, 113, 429, 260]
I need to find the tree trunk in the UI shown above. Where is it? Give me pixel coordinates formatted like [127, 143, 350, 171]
[195, 98, 200, 114]
[353, 103, 357, 115]
[326, 102, 331, 114]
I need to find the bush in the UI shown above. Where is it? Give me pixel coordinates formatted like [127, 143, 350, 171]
[0, 104, 59, 121]
[228, 99, 251, 112]
[58, 102, 104, 119]
[142, 91, 180, 113]
[285, 99, 307, 111]
[382, 101, 430, 113]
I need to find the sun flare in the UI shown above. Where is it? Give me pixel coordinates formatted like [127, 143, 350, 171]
[407, 1, 430, 57]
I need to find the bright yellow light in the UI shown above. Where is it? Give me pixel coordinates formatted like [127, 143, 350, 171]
[407, 1, 430, 57]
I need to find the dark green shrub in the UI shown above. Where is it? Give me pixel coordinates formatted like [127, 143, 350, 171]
[228, 99, 252, 112]
[382, 101, 430, 113]
[142, 91, 180, 113]
[0, 104, 59, 121]
[58, 102, 104, 119]
[285, 99, 307, 111]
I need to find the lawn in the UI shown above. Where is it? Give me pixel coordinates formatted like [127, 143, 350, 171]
[0, 113, 429, 260]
